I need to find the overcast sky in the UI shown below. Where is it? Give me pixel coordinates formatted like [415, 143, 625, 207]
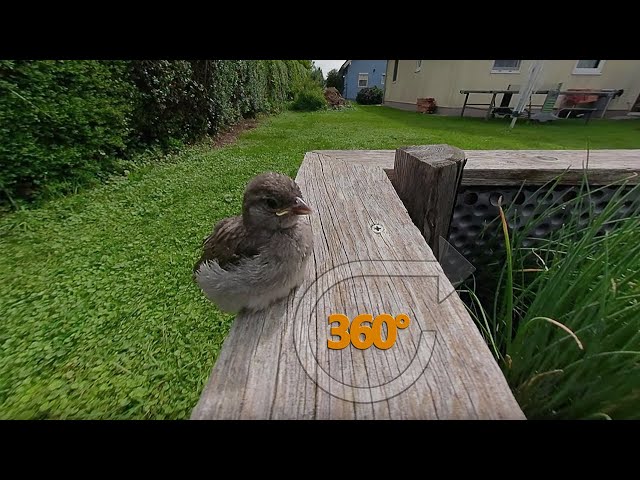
[313, 60, 347, 76]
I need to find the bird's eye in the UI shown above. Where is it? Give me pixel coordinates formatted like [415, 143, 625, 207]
[265, 198, 278, 209]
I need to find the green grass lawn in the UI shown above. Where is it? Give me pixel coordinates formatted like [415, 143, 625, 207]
[2, 106, 640, 419]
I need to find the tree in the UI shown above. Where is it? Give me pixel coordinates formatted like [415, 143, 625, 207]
[325, 69, 344, 94]
[310, 62, 324, 87]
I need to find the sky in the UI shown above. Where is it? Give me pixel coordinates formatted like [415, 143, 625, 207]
[313, 60, 347, 76]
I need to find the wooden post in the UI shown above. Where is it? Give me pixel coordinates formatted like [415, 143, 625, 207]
[393, 145, 467, 259]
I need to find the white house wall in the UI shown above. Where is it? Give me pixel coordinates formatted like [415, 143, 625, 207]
[384, 60, 640, 116]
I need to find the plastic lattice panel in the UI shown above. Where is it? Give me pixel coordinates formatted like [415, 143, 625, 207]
[447, 184, 639, 273]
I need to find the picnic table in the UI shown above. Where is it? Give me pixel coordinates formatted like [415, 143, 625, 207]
[460, 88, 620, 123]
[460, 89, 550, 120]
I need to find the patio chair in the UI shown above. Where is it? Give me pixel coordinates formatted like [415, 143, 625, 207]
[490, 84, 520, 118]
[530, 83, 563, 123]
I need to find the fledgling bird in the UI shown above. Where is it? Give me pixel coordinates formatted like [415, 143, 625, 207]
[193, 172, 313, 313]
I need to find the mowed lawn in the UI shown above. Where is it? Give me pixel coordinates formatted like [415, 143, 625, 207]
[2, 106, 640, 419]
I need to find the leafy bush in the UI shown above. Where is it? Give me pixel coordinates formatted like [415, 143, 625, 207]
[291, 90, 326, 111]
[127, 60, 200, 148]
[356, 86, 384, 105]
[0, 60, 134, 204]
[127, 60, 306, 148]
[0, 60, 314, 205]
[290, 76, 327, 112]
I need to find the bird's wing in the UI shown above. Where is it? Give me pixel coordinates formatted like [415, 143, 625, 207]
[194, 216, 261, 272]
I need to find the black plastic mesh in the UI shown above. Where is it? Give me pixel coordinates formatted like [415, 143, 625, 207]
[447, 184, 639, 272]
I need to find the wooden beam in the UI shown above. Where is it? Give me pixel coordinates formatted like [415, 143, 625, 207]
[191, 151, 524, 420]
[313, 149, 640, 186]
[393, 145, 467, 259]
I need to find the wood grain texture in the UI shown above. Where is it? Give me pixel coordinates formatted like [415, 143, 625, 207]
[393, 145, 466, 259]
[313, 149, 640, 185]
[191, 152, 525, 420]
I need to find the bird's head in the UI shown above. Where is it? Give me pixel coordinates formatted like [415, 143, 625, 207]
[242, 172, 312, 231]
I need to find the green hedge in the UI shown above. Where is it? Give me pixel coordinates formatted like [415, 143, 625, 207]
[0, 60, 312, 205]
[0, 60, 134, 203]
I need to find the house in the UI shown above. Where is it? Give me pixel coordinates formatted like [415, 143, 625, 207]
[339, 60, 388, 100]
[383, 60, 640, 118]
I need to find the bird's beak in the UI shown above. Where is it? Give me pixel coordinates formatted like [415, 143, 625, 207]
[286, 197, 312, 216]
[275, 197, 311, 216]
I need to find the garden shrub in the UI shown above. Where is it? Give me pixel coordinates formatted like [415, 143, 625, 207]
[290, 76, 327, 112]
[356, 86, 384, 105]
[0, 60, 134, 204]
[0, 59, 313, 205]
[127, 60, 200, 148]
[291, 88, 327, 111]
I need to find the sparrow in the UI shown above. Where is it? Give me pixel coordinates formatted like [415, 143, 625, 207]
[193, 172, 314, 313]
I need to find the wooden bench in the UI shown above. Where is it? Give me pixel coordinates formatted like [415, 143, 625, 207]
[191, 145, 527, 420]
[321, 149, 640, 186]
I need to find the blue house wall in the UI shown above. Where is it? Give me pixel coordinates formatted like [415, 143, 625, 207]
[341, 60, 388, 100]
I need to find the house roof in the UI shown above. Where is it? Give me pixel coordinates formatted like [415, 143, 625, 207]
[338, 60, 351, 73]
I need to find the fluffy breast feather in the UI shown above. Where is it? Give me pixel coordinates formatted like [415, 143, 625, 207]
[194, 221, 313, 313]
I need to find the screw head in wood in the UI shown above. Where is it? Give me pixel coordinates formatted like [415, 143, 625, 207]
[371, 223, 385, 234]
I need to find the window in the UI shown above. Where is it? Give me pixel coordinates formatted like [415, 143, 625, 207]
[491, 60, 521, 73]
[415, 60, 422, 72]
[358, 73, 368, 88]
[381, 74, 385, 85]
[392, 60, 399, 82]
[576, 60, 602, 68]
[573, 60, 605, 75]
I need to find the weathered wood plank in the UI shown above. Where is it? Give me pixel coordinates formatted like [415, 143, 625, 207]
[313, 149, 640, 185]
[191, 151, 525, 420]
[393, 145, 467, 258]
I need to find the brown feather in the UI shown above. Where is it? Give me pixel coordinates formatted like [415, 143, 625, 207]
[193, 216, 262, 273]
